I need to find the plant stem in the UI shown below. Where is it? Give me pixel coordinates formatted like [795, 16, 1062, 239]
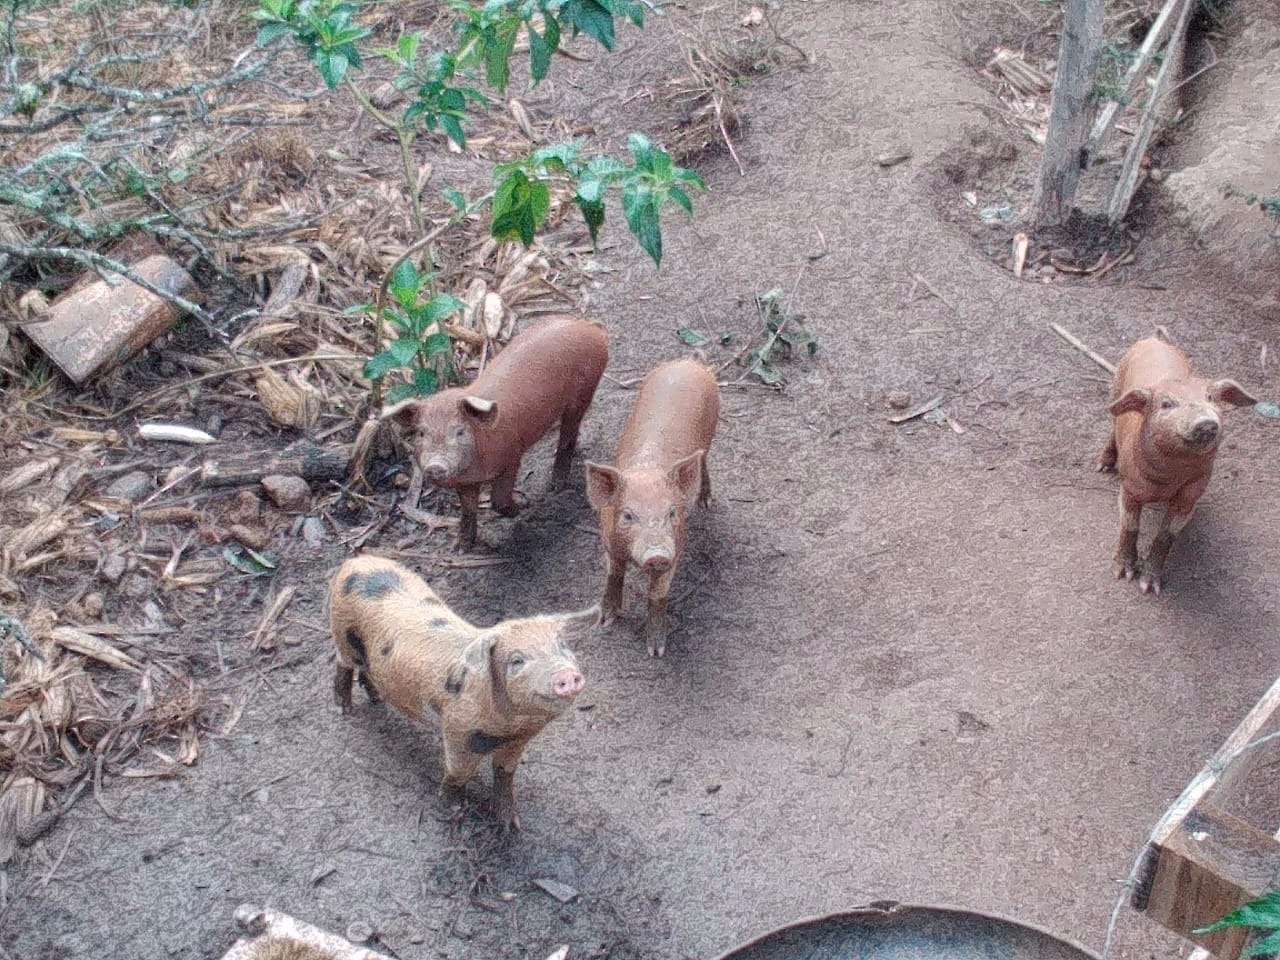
[343, 75, 425, 234]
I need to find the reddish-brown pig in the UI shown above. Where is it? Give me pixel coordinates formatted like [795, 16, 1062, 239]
[329, 555, 594, 830]
[585, 359, 719, 657]
[383, 315, 608, 549]
[1099, 336, 1256, 594]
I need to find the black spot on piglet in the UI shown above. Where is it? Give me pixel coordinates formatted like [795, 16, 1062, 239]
[467, 730, 516, 755]
[444, 664, 466, 695]
[343, 568, 403, 599]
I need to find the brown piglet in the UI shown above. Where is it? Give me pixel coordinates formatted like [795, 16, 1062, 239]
[384, 315, 608, 549]
[329, 555, 594, 830]
[1099, 336, 1256, 594]
[585, 359, 720, 657]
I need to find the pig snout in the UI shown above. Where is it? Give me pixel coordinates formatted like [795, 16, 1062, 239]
[552, 668, 585, 699]
[640, 546, 673, 573]
[422, 456, 454, 481]
[1188, 418, 1220, 447]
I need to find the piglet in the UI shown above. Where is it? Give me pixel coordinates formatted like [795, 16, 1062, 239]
[384, 315, 608, 549]
[329, 555, 594, 830]
[585, 359, 720, 657]
[1099, 336, 1256, 594]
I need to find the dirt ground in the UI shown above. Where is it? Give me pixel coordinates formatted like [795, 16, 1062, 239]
[5, 1, 1280, 959]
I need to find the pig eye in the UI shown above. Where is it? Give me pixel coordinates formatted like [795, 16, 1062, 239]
[619, 509, 635, 525]
[452, 426, 467, 439]
[667, 506, 677, 521]
[509, 653, 526, 670]
[1161, 398, 1176, 410]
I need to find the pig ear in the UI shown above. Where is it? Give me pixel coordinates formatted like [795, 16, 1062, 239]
[667, 450, 703, 503]
[1208, 379, 1257, 408]
[554, 604, 602, 642]
[585, 462, 621, 510]
[1108, 388, 1151, 418]
[381, 398, 422, 428]
[459, 396, 498, 424]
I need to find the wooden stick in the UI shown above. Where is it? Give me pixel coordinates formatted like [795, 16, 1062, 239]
[1050, 322, 1116, 374]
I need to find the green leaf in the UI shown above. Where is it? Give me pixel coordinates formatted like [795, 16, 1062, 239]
[626, 131, 657, 168]
[677, 327, 709, 346]
[574, 196, 605, 245]
[389, 338, 421, 365]
[669, 186, 693, 216]
[1243, 929, 1280, 958]
[412, 367, 440, 396]
[443, 188, 467, 210]
[423, 331, 453, 358]
[389, 259, 421, 307]
[385, 381, 417, 404]
[750, 357, 783, 386]
[421, 293, 467, 323]
[492, 170, 551, 245]
[255, 21, 295, 45]
[528, 21, 553, 82]
[223, 545, 277, 576]
[575, 175, 605, 205]
[398, 31, 420, 65]
[363, 349, 404, 380]
[341, 302, 373, 315]
[1195, 891, 1280, 934]
[620, 179, 662, 266]
[673, 166, 708, 190]
[485, 23, 520, 91]
[317, 49, 350, 88]
[441, 114, 466, 149]
[566, 0, 616, 49]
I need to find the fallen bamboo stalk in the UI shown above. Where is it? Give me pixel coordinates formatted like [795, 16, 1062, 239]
[1050, 322, 1116, 374]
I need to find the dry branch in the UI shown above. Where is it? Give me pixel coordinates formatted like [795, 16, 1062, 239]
[200, 441, 351, 488]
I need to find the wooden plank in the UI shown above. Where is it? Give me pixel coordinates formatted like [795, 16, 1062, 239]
[1032, 0, 1105, 228]
[1106, 0, 1195, 222]
[1084, 0, 1183, 160]
[1140, 804, 1280, 957]
[1133, 674, 1280, 959]
[199, 441, 351, 488]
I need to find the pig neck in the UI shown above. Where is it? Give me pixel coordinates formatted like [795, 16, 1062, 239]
[1135, 425, 1217, 485]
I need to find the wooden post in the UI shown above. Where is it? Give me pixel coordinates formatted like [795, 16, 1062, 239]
[1032, 0, 1105, 228]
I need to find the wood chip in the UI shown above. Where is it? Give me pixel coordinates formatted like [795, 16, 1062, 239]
[50, 626, 141, 672]
[139, 424, 218, 445]
[532, 878, 579, 903]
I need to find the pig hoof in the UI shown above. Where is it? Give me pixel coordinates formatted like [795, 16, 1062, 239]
[440, 782, 466, 809]
[646, 638, 666, 658]
[1138, 573, 1163, 596]
[1114, 560, 1138, 582]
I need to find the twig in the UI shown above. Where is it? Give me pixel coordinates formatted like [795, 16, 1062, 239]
[910, 272, 959, 315]
[888, 392, 946, 424]
[1049, 322, 1116, 374]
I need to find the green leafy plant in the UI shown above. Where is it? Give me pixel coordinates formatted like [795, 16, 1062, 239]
[492, 134, 706, 264]
[360, 260, 466, 404]
[1194, 890, 1280, 958]
[1223, 183, 1280, 227]
[739, 286, 816, 386]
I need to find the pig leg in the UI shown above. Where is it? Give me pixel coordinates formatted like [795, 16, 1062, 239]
[1113, 489, 1143, 583]
[698, 454, 712, 507]
[357, 670, 382, 704]
[334, 662, 355, 713]
[551, 410, 585, 489]
[490, 734, 537, 832]
[1140, 490, 1201, 595]
[644, 567, 677, 658]
[1097, 430, 1118, 473]
[489, 465, 521, 518]
[440, 734, 486, 810]
[456, 484, 481, 551]
[600, 554, 626, 626]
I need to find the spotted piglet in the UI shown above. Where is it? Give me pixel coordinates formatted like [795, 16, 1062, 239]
[1099, 336, 1256, 594]
[329, 555, 594, 830]
[586, 359, 720, 657]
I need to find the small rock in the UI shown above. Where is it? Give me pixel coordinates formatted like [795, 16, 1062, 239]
[409, 933, 425, 945]
[301, 516, 328, 547]
[261, 475, 310, 512]
[228, 490, 261, 523]
[1036, 265, 1057, 280]
[105, 470, 153, 501]
[345, 921, 374, 944]
[100, 553, 128, 585]
[533, 878, 580, 904]
[80, 593, 104, 618]
[885, 390, 912, 410]
[233, 904, 265, 934]
[122, 573, 151, 600]
[229, 523, 269, 551]
[876, 149, 912, 168]
[1149, 167, 1163, 183]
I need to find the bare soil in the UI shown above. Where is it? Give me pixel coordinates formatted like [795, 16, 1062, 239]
[6, 2, 1280, 959]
